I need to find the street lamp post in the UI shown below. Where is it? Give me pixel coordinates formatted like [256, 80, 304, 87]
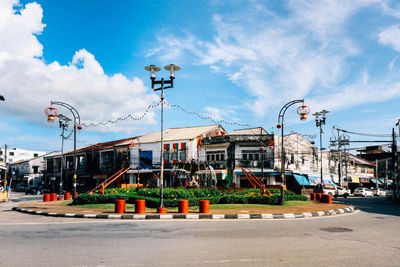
[58, 114, 71, 197]
[312, 110, 329, 186]
[45, 102, 81, 199]
[277, 99, 309, 205]
[145, 64, 180, 209]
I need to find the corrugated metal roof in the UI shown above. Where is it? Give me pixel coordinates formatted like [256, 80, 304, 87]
[119, 124, 223, 144]
[228, 127, 268, 136]
[348, 154, 376, 166]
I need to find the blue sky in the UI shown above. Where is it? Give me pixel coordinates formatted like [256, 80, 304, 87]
[1, 0, 400, 153]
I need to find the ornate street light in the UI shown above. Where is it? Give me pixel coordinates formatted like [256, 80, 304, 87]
[57, 114, 71, 197]
[313, 110, 329, 187]
[277, 99, 309, 205]
[145, 64, 180, 212]
[45, 102, 81, 198]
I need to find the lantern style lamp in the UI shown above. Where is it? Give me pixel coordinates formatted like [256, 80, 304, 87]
[44, 106, 59, 123]
[297, 105, 310, 121]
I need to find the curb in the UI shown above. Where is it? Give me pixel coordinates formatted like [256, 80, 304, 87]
[12, 206, 356, 220]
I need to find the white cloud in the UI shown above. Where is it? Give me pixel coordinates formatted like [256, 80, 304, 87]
[0, 0, 158, 133]
[378, 24, 400, 52]
[149, 1, 400, 121]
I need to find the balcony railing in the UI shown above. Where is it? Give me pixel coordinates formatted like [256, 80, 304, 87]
[236, 160, 273, 169]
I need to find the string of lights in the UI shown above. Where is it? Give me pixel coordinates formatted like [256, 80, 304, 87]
[81, 100, 163, 127]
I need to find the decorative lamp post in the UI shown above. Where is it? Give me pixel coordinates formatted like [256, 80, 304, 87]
[45, 102, 81, 198]
[312, 110, 329, 186]
[277, 99, 309, 205]
[145, 64, 180, 209]
[57, 114, 71, 197]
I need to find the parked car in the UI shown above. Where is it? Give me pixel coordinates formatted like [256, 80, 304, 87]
[372, 188, 386, 197]
[25, 186, 43, 195]
[334, 186, 350, 198]
[15, 184, 28, 192]
[354, 187, 373, 197]
[386, 189, 394, 200]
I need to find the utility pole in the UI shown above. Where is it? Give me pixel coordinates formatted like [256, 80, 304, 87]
[392, 128, 398, 199]
[337, 129, 342, 187]
[4, 145, 8, 200]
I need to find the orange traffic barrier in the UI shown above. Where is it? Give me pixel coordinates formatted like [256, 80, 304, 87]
[178, 200, 189, 214]
[50, 193, 57, 201]
[43, 194, 50, 202]
[157, 207, 166, 214]
[135, 199, 146, 214]
[115, 199, 126, 214]
[199, 200, 209, 214]
[64, 192, 71, 200]
[57, 196, 63, 201]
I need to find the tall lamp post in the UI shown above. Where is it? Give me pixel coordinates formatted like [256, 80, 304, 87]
[277, 100, 310, 205]
[312, 110, 329, 186]
[58, 114, 71, 197]
[145, 64, 180, 210]
[45, 102, 82, 199]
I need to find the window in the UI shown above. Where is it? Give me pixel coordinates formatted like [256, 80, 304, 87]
[9, 152, 14, 156]
[33, 153, 38, 157]
[32, 166, 39, 174]
[291, 154, 295, 164]
[206, 151, 225, 162]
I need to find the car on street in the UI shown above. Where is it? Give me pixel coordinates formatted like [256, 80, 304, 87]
[354, 187, 373, 197]
[372, 188, 386, 196]
[334, 186, 350, 198]
[386, 189, 393, 200]
[25, 186, 43, 195]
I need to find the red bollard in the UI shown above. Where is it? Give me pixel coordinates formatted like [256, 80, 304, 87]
[57, 196, 63, 201]
[115, 199, 125, 214]
[64, 192, 71, 200]
[50, 193, 57, 201]
[43, 194, 50, 202]
[135, 199, 146, 214]
[157, 207, 166, 214]
[199, 200, 209, 214]
[178, 200, 189, 214]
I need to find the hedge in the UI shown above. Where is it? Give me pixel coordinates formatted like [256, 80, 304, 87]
[73, 187, 307, 207]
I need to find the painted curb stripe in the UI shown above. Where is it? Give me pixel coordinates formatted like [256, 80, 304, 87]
[12, 206, 356, 220]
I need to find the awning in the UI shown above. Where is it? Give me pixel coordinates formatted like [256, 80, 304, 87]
[293, 174, 311, 186]
[371, 179, 383, 185]
[350, 177, 359, 183]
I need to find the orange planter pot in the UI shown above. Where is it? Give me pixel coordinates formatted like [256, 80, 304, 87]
[115, 199, 126, 214]
[199, 200, 209, 214]
[178, 200, 189, 214]
[43, 194, 50, 202]
[64, 192, 71, 200]
[57, 196, 63, 201]
[50, 193, 57, 201]
[135, 199, 146, 214]
[157, 207, 166, 214]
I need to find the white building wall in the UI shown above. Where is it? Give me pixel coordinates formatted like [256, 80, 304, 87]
[0, 148, 46, 163]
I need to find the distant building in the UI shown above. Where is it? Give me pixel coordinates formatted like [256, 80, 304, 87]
[0, 148, 46, 163]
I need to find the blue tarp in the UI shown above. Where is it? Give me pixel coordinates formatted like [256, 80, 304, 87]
[293, 174, 311, 186]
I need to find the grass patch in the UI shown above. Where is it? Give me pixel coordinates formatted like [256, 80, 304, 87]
[210, 201, 312, 210]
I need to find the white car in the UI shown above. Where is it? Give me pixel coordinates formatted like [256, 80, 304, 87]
[354, 187, 373, 197]
[334, 187, 350, 198]
[372, 188, 386, 197]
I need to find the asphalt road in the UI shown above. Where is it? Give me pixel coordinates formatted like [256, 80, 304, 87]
[0, 193, 399, 266]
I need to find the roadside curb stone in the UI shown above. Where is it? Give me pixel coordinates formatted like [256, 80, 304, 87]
[12, 206, 356, 220]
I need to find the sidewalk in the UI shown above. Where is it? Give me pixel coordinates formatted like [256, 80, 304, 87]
[13, 200, 356, 220]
